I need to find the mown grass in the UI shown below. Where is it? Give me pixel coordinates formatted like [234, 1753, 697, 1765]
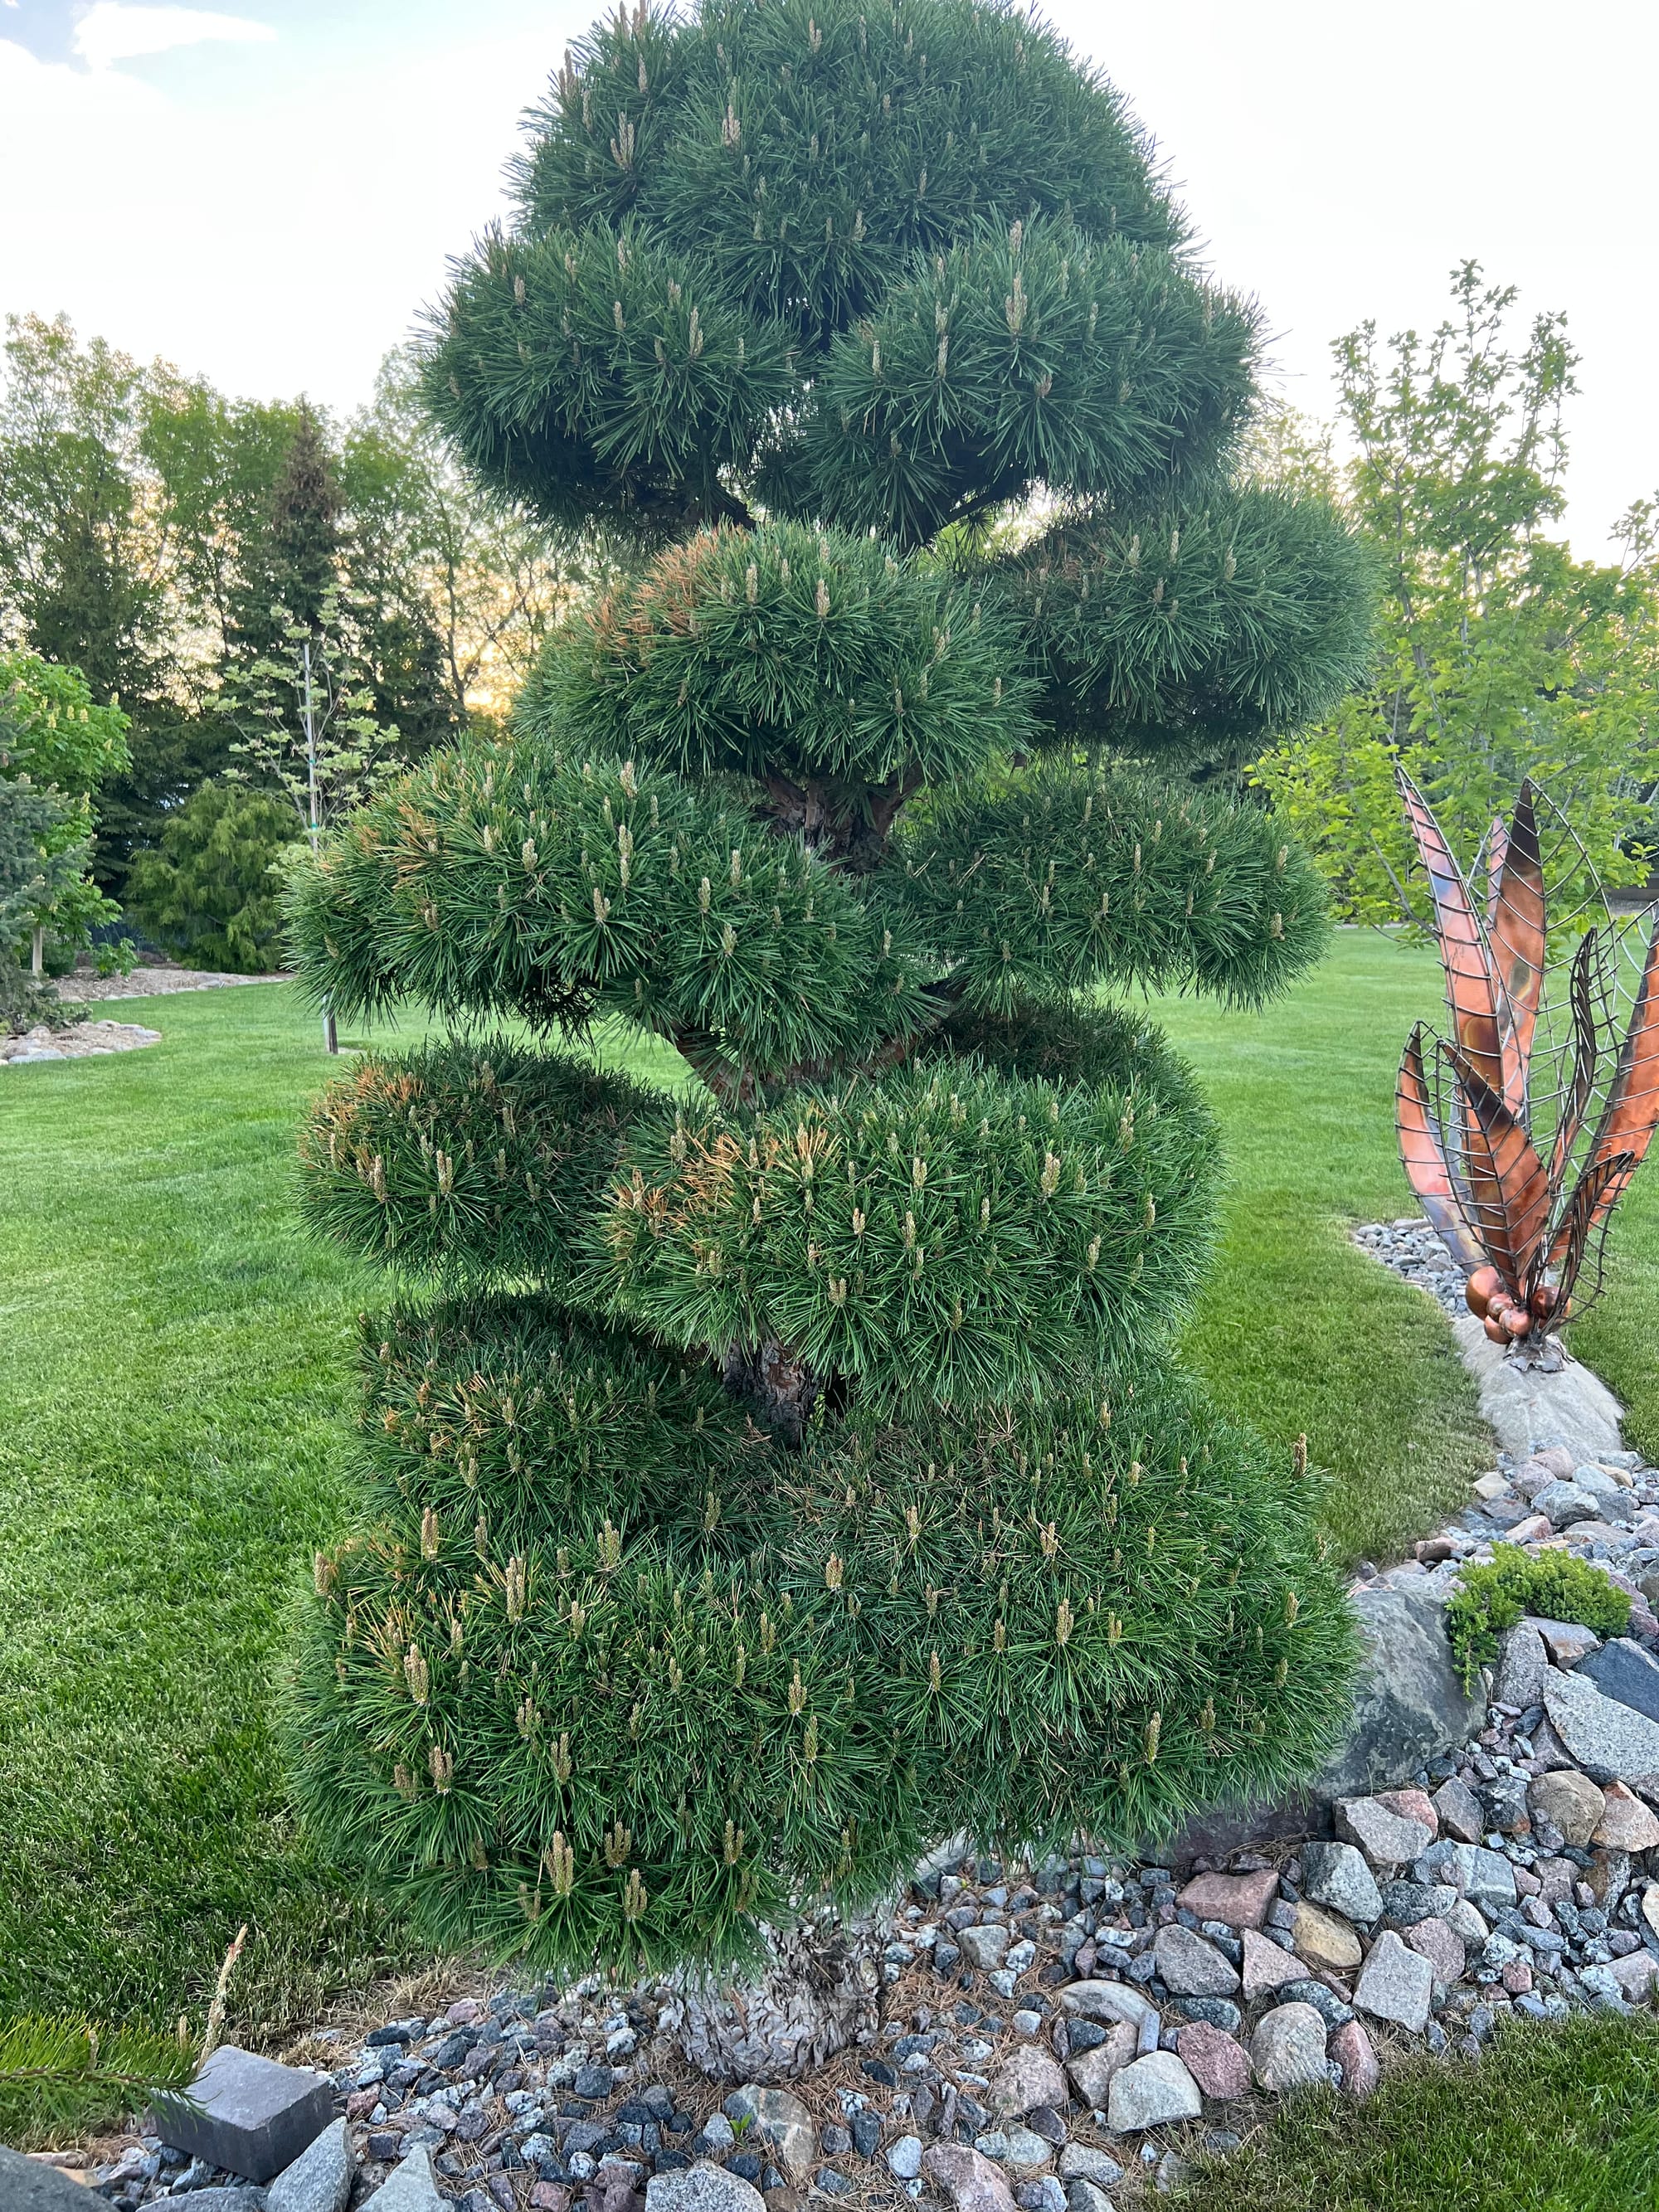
[0, 987, 407, 2039]
[1, 936, 1654, 2055]
[1168, 2013, 1659, 2212]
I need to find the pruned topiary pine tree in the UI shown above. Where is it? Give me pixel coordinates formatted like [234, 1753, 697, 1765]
[287, 0, 1370, 2015]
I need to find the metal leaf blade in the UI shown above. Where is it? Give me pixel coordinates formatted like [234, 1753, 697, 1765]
[1396, 1023, 1486, 1271]
[1443, 1043, 1551, 1296]
[1549, 1151, 1631, 1302]
[1582, 919, 1659, 1232]
[1398, 768, 1503, 1096]
[1490, 780, 1545, 1114]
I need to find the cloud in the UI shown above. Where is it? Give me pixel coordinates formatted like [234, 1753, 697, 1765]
[72, 3, 275, 71]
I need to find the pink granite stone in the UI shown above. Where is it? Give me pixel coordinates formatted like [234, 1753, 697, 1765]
[1175, 2022, 1251, 2102]
[1329, 2019, 1379, 2100]
[1175, 1868, 1281, 1931]
[1405, 1918, 1464, 1987]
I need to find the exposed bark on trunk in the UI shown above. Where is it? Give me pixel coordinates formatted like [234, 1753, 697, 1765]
[656, 1905, 890, 2083]
[722, 1337, 824, 1446]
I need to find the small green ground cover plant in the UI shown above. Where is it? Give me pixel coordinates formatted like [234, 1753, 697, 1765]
[1168, 2011, 1659, 2212]
[1447, 1544, 1632, 1691]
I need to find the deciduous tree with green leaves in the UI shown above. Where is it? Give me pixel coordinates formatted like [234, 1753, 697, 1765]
[0, 649, 130, 980]
[1255, 264, 1659, 916]
[286, 0, 1371, 2045]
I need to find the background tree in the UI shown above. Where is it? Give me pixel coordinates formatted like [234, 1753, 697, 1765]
[285, 0, 1371, 2037]
[0, 325, 591, 907]
[124, 781, 299, 974]
[0, 649, 129, 975]
[1255, 265, 1659, 917]
[0, 773, 88, 1026]
[0, 316, 166, 712]
[345, 350, 597, 733]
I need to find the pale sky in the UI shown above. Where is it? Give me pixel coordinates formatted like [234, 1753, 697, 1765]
[2, 0, 1655, 560]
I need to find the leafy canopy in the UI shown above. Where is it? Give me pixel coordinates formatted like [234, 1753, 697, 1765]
[1255, 264, 1659, 915]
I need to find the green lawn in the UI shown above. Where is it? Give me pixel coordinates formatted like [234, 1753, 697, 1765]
[1169, 2013, 1659, 2212]
[1, 934, 1654, 2046]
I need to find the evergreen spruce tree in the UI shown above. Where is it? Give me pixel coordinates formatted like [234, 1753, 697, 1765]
[287, 0, 1373, 2040]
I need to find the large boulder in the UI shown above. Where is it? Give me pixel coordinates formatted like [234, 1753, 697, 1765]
[1165, 1582, 1482, 1866]
[1544, 1669, 1659, 1787]
[0, 2149, 102, 2212]
[1452, 1317, 1624, 1463]
[1320, 1582, 1486, 1796]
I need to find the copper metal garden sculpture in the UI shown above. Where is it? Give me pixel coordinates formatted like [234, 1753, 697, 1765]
[1397, 771, 1659, 1363]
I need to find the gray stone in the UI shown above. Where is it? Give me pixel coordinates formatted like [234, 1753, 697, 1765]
[646, 2165, 767, 2212]
[722, 2088, 816, 2185]
[1574, 1466, 1636, 1517]
[269, 2119, 352, 2212]
[1545, 1667, 1659, 1783]
[1105, 2053, 1201, 2135]
[960, 1923, 1013, 1971]
[1064, 2023, 1138, 2109]
[170, 2194, 265, 2212]
[1063, 2185, 1113, 2212]
[886, 2137, 924, 2182]
[1413, 1840, 1517, 1910]
[1301, 1841, 1383, 1925]
[1248, 2003, 1328, 2093]
[1151, 1925, 1238, 1998]
[364, 2147, 445, 2212]
[1335, 1796, 1435, 1868]
[1014, 2179, 1066, 2212]
[1431, 1775, 1485, 1843]
[1058, 1982, 1159, 2030]
[1056, 2146, 1123, 2190]
[1316, 1582, 1486, 1801]
[995, 2128, 1052, 2177]
[154, 2046, 334, 2185]
[1354, 1930, 1434, 2034]
[1493, 1623, 1550, 1709]
[1272, 1981, 1354, 2029]
[1579, 1640, 1659, 1727]
[1527, 1616, 1606, 1664]
[0, 2150, 126, 2212]
[1452, 1316, 1625, 1463]
[1533, 1480, 1604, 1530]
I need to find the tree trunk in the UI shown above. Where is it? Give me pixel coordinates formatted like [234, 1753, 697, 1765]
[722, 1338, 824, 1447]
[656, 1904, 889, 2083]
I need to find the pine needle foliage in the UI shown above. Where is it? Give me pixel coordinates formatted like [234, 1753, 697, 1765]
[289, 0, 1371, 1977]
[601, 1056, 1218, 1410]
[883, 758, 1330, 1012]
[0, 2012, 195, 2142]
[1009, 490, 1379, 759]
[292, 1312, 1352, 1978]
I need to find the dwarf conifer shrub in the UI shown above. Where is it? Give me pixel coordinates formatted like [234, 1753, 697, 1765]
[289, 0, 1370, 1976]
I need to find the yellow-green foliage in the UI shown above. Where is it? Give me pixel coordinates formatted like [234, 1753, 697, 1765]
[1447, 1545, 1632, 1691]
